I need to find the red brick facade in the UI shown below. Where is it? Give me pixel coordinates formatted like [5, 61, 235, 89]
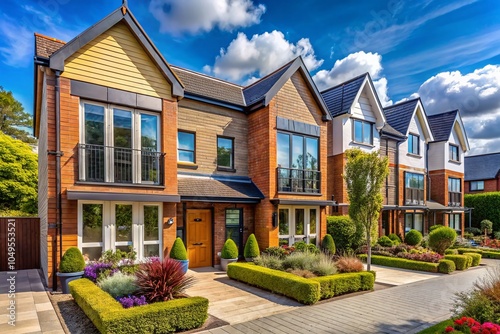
[464, 178, 500, 194]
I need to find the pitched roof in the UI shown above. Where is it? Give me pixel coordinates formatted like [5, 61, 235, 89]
[320, 73, 367, 118]
[428, 110, 458, 142]
[34, 33, 65, 58]
[464, 152, 500, 181]
[383, 98, 420, 135]
[243, 61, 293, 105]
[381, 123, 405, 138]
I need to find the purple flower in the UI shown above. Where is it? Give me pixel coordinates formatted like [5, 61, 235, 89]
[83, 262, 114, 282]
[118, 295, 148, 308]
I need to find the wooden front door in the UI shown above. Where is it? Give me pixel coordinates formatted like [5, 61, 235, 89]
[186, 209, 212, 268]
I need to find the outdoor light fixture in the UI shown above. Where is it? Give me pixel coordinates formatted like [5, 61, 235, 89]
[167, 218, 174, 225]
[272, 212, 278, 228]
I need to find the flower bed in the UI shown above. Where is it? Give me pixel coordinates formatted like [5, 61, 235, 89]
[69, 278, 208, 333]
[445, 317, 500, 333]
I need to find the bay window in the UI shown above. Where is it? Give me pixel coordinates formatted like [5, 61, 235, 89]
[405, 172, 425, 205]
[448, 178, 461, 206]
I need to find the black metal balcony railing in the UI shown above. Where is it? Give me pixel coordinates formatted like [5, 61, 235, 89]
[277, 167, 320, 194]
[448, 192, 462, 207]
[405, 188, 425, 205]
[79, 144, 164, 185]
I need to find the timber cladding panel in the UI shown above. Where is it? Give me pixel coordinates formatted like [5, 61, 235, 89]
[61, 22, 172, 100]
[0, 218, 40, 271]
[177, 99, 249, 176]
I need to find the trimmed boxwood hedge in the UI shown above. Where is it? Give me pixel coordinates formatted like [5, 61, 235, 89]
[463, 252, 482, 266]
[69, 279, 208, 334]
[482, 251, 500, 259]
[456, 248, 483, 255]
[438, 259, 456, 274]
[444, 255, 472, 270]
[311, 272, 374, 299]
[358, 254, 439, 273]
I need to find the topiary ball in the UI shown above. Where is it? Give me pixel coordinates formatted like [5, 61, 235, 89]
[387, 233, 402, 244]
[59, 247, 85, 273]
[377, 236, 394, 247]
[244, 234, 260, 259]
[429, 224, 444, 233]
[405, 229, 423, 246]
[321, 234, 336, 255]
[169, 237, 188, 260]
[221, 239, 238, 259]
[428, 227, 457, 255]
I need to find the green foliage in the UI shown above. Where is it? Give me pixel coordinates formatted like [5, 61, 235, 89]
[0, 87, 36, 144]
[428, 227, 457, 255]
[170, 238, 188, 260]
[377, 236, 394, 247]
[0, 132, 38, 214]
[465, 192, 500, 232]
[98, 272, 137, 298]
[254, 254, 283, 271]
[445, 249, 459, 255]
[344, 148, 389, 271]
[100, 247, 137, 265]
[495, 231, 500, 240]
[282, 251, 318, 271]
[310, 255, 338, 276]
[456, 248, 483, 255]
[387, 233, 402, 245]
[405, 229, 423, 246]
[227, 262, 320, 304]
[59, 247, 85, 273]
[463, 253, 482, 267]
[321, 234, 336, 255]
[326, 215, 360, 251]
[483, 251, 500, 259]
[243, 234, 260, 258]
[311, 272, 374, 299]
[417, 319, 455, 334]
[438, 259, 456, 274]
[429, 224, 444, 232]
[0, 209, 37, 217]
[358, 254, 439, 273]
[444, 255, 471, 270]
[69, 278, 208, 333]
[465, 227, 482, 236]
[221, 239, 238, 259]
[481, 219, 494, 235]
[293, 241, 319, 254]
[262, 246, 286, 259]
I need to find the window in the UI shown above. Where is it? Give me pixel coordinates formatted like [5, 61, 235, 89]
[449, 214, 461, 231]
[449, 144, 459, 162]
[405, 213, 423, 233]
[408, 134, 420, 155]
[353, 119, 373, 145]
[178, 131, 195, 163]
[278, 206, 318, 246]
[79, 201, 162, 261]
[405, 172, 425, 205]
[217, 136, 234, 169]
[470, 181, 484, 191]
[80, 102, 162, 185]
[225, 209, 243, 254]
[277, 132, 319, 193]
[448, 178, 461, 206]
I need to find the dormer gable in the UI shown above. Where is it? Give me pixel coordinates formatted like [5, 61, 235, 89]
[428, 110, 470, 152]
[384, 98, 434, 143]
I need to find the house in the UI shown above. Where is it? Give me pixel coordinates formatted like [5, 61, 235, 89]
[33, 3, 333, 288]
[464, 152, 500, 193]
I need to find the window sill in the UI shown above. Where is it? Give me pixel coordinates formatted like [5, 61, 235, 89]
[177, 162, 198, 170]
[351, 141, 374, 149]
[407, 153, 422, 159]
[448, 160, 461, 165]
[75, 181, 165, 189]
[217, 167, 236, 173]
[277, 191, 323, 196]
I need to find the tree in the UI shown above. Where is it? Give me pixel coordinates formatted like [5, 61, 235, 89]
[0, 87, 36, 144]
[0, 132, 38, 214]
[343, 148, 389, 271]
[480, 219, 493, 237]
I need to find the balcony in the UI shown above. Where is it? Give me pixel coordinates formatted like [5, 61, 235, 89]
[78, 144, 164, 186]
[277, 167, 320, 194]
[448, 192, 462, 207]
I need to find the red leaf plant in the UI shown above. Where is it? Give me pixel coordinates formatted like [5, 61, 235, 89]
[135, 258, 195, 303]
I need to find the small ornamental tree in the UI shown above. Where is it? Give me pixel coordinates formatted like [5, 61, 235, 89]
[344, 148, 389, 271]
[480, 219, 493, 237]
[221, 239, 238, 259]
[244, 233, 260, 259]
[169, 238, 188, 260]
[321, 234, 336, 255]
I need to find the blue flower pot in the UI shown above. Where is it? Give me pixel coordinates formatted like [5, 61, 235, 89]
[175, 259, 189, 274]
[56, 271, 84, 294]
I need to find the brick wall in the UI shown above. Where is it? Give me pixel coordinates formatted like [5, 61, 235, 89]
[464, 178, 500, 194]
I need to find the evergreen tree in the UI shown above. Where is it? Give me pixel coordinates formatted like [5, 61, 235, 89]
[0, 87, 36, 144]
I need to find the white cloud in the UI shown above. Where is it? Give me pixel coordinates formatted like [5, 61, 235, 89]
[0, 20, 32, 67]
[204, 30, 324, 83]
[149, 0, 265, 35]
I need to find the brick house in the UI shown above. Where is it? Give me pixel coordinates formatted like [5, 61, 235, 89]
[464, 152, 500, 193]
[33, 3, 332, 288]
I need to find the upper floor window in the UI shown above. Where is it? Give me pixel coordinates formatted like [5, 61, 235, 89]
[405, 172, 424, 205]
[353, 119, 373, 145]
[178, 131, 195, 163]
[277, 132, 319, 193]
[80, 102, 162, 185]
[449, 144, 459, 162]
[408, 133, 420, 155]
[448, 177, 461, 206]
[217, 136, 234, 170]
[470, 180, 484, 191]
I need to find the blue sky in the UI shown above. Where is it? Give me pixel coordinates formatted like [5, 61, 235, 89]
[0, 0, 499, 154]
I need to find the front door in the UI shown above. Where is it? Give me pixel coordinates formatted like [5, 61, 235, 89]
[186, 209, 212, 268]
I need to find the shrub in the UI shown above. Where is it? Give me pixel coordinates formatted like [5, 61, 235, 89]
[293, 241, 319, 254]
[59, 247, 85, 273]
[326, 215, 361, 251]
[483, 251, 500, 259]
[359, 254, 439, 273]
[457, 248, 483, 255]
[262, 246, 287, 259]
[396, 252, 442, 263]
[464, 192, 500, 232]
[321, 234, 336, 255]
[221, 239, 238, 259]
[336, 253, 364, 273]
[377, 236, 394, 247]
[170, 237, 188, 260]
[282, 251, 317, 271]
[135, 258, 195, 303]
[83, 262, 114, 282]
[404, 229, 423, 246]
[465, 227, 482, 236]
[98, 272, 138, 298]
[444, 255, 471, 270]
[69, 279, 208, 333]
[429, 224, 444, 232]
[244, 234, 260, 259]
[310, 254, 337, 276]
[463, 252, 482, 267]
[311, 272, 374, 299]
[438, 259, 456, 274]
[495, 231, 500, 240]
[254, 254, 283, 271]
[388, 233, 402, 245]
[287, 269, 316, 278]
[428, 227, 457, 255]
[100, 247, 136, 265]
[445, 249, 459, 255]
[481, 219, 494, 236]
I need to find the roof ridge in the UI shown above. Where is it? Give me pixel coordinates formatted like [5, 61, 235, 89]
[243, 57, 296, 90]
[320, 72, 368, 94]
[171, 65, 243, 88]
[428, 109, 458, 118]
[466, 151, 500, 158]
[384, 97, 420, 110]
[34, 33, 66, 44]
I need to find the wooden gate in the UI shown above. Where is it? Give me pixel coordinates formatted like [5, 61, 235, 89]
[0, 218, 40, 271]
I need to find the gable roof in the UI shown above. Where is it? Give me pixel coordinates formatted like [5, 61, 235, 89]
[428, 109, 470, 151]
[34, 33, 65, 59]
[321, 73, 366, 118]
[465, 152, 500, 181]
[47, 4, 183, 97]
[383, 98, 433, 141]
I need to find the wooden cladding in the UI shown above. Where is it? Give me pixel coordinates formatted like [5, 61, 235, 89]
[0, 218, 40, 271]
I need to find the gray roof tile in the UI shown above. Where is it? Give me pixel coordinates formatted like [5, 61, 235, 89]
[465, 153, 500, 181]
[428, 110, 457, 142]
[242, 61, 293, 106]
[178, 175, 264, 201]
[321, 74, 366, 118]
[383, 98, 420, 135]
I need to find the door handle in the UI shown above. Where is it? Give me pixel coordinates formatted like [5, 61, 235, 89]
[192, 242, 203, 246]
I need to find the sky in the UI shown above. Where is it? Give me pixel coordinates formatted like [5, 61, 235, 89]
[0, 0, 499, 155]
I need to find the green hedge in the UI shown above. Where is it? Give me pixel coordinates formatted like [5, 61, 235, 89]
[445, 249, 458, 255]
[483, 251, 500, 259]
[358, 254, 439, 273]
[464, 192, 500, 231]
[69, 279, 208, 333]
[438, 259, 456, 274]
[311, 272, 374, 299]
[444, 255, 472, 270]
[463, 252, 482, 266]
[456, 248, 483, 255]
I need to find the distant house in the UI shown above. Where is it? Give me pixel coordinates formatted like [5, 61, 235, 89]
[464, 152, 500, 193]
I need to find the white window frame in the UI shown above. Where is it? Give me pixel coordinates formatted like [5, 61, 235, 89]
[278, 205, 319, 246]
[470, 180, 484, 191]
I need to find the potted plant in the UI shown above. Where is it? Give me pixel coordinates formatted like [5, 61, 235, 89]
[243, 233, 260, 262]
[57, 247, 85, 294]
[170, 237, 189, 274]
[220, 239, 238, 271]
